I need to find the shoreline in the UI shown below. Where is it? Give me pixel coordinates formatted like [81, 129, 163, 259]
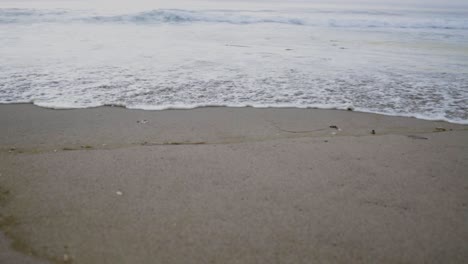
[2, 102, 467, 125]
[1, 104, 467, 263]
[1, 104, 466, 153]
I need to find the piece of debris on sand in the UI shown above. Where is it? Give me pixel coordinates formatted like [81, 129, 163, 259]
[407, 135, 428, 140]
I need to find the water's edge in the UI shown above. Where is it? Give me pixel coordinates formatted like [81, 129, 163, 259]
[1, 101, 466, 125]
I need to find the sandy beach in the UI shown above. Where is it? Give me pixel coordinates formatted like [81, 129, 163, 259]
[0, 104, 467, 263]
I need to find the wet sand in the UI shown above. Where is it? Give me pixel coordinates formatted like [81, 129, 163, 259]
[0, 104, 467, 263]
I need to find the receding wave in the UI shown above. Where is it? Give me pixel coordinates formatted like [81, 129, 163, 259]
[1, 67, 467, 124]
[1, 8, 467, 29]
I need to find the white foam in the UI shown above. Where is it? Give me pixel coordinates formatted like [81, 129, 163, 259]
[33, 100, 101, 109]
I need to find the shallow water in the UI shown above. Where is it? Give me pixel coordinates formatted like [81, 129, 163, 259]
[0, 1, 467, 123]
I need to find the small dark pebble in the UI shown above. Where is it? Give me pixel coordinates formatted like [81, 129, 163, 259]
[371, 130, 376, 135]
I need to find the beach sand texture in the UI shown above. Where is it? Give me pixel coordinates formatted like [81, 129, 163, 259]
[0, 104, 467, 263]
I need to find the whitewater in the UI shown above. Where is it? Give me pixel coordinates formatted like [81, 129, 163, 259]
[0, 0, 467, 123]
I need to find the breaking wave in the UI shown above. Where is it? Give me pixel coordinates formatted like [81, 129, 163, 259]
[1, 8, 467, 30]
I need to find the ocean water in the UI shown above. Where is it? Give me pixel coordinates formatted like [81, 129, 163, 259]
[0, 0, 467, 123]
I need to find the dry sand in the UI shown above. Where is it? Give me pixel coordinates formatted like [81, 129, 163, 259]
[0, 104, 467, 263]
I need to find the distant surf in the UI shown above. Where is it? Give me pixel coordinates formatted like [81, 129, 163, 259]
[1, 8, 467, 30]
